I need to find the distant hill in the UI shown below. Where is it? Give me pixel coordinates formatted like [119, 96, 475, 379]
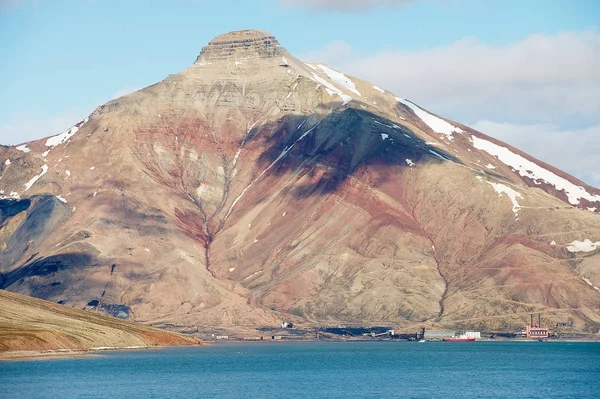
[0, 289, 203, 352]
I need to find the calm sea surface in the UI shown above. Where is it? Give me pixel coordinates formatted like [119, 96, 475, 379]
[1, 342, 599, 398]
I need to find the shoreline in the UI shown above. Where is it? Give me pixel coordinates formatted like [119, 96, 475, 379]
[203, 337, 600, 344]
[0, 345, 169, 362]
[0, 349, 101, 362]
[3, 337, 598, 362]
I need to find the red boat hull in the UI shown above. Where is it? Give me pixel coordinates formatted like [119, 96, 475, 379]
[442, 337, 476, 342]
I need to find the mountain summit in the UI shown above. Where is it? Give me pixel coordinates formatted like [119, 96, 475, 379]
[1, 30, 599, 334]
[196, 29, 284, 62]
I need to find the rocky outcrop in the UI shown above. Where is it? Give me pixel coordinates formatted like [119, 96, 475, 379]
[196, 30, 284, 62]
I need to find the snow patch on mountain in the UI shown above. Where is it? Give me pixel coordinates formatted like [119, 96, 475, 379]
[16, 145, 31, 153]
[566, 239, 600, 253]
[244, 270, 263, 281]
[0, 191, 21, 199]
[396, 98, 463, 140]
[428, 149, 450, 160]
[45, 118, 87, 149]
[487, 181, 522, 216]
[309, 72, 352, 105]
[24, 164, 48, 191]
[472, 136, 600, 205]
[372, 120, 403, 130]
[46, 125, 80, 148]
[316, 64, 361, 96]
[4, 159, 10, 166]
[581, 277, 600, 293]
[373, 86, 385, 93]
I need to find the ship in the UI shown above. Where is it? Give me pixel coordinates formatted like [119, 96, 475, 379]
[442, 332, 479, 342]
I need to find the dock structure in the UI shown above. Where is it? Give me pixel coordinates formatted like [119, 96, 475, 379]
[423, 331, 456, 340]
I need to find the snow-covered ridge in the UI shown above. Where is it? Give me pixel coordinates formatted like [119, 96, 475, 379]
[315, 64, 361, 96]
[396, 98, 463, 140]
[304, 63, 365, 105]
[46, 126, 79, 147]
[45, 118, 88, 148]
[566, 239, 600, 253]
[307, 69, 352, 106]
[472, 136, 600, 206]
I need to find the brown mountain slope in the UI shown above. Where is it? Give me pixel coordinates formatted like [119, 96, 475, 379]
[0, 289, 203, 352]
[1, 30, 599, 333]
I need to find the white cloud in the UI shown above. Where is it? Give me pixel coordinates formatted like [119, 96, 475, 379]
[302, 40, 353, 64]
[282, 0, 418, 11]
[471, 121, 600, 188]
[305, 31, 600, 125]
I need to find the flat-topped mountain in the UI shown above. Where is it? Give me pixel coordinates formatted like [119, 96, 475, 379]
[197, 29, 283, 61]
[1, 30, 599, 334]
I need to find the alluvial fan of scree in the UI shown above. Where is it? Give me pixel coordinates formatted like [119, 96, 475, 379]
[1, 30, 599, 334]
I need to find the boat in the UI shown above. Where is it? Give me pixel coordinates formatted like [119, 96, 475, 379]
[442, 337, 476, 342]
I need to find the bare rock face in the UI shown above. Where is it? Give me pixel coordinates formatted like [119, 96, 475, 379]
[1, 30, 600, 334]
[197, 30, 284, 62]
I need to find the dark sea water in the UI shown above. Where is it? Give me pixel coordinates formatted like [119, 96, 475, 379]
[1, 341, 599, 398]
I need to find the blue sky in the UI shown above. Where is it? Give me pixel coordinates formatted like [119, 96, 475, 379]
[1, 0, 599, 185]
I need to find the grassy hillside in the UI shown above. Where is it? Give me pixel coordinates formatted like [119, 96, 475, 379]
[0, 290, 203, 352]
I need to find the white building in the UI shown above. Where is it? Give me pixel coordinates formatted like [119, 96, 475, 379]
[464, 331, 481, 339]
